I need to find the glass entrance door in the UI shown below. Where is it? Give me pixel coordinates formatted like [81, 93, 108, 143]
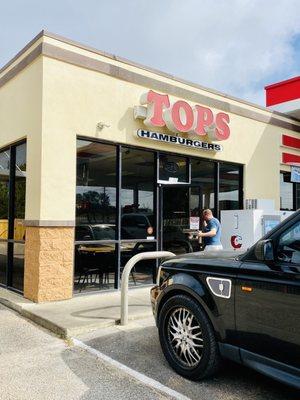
[161, 186, 201, 255]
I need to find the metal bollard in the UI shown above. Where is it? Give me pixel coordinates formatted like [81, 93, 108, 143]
[120, 251, 175, 325]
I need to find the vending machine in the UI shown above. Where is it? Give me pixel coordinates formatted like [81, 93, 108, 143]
[220, 209, 293, 251]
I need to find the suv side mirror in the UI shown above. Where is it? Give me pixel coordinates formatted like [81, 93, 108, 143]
[254, 239, 274, 261]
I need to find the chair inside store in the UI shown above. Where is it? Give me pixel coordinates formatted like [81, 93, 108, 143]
[121, 241, 156, 286]
[74, 245, 115, 292]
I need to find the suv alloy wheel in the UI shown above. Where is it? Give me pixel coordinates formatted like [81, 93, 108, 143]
[158, 294, 220, 380]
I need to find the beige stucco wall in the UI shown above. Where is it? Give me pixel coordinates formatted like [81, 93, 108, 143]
[0, 56, 43, 221]
[0, 33, 299, 223]
[40, 35, 298, 124]
[40, 52, 294, 214]
[1, 32, 300, 301]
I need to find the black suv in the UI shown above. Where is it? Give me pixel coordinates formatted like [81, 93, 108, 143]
[151, 210, 300, 389]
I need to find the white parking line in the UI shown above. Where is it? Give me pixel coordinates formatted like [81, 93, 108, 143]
[73, 338, 191, 400]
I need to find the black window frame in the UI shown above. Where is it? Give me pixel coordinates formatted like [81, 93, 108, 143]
[280, 171, 299, 211]
[75, 136, 243, 292]
[158, 153, 191, 184]
[0, 140, 26, 293]
[75, 139, 159, 291]
[218, 161, 243, 214]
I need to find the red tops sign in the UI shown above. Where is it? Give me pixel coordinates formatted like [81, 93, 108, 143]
[138, 90, 230, 141]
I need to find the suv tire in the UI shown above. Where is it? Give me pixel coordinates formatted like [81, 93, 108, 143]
[158, 294, 220, 380]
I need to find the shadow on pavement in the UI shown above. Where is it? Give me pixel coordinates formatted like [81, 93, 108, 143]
[60, 344, 167, 400]
[81, 324, 299, 400]
[71, 304, 149, 320]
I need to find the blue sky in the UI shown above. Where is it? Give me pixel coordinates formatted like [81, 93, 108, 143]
[1, 0, 299, 106]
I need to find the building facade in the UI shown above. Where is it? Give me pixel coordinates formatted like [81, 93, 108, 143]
[1, 31, 300, 302]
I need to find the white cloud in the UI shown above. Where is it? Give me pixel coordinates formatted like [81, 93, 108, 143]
[119, 0, 300, 105]
[1, 0, 300, 105]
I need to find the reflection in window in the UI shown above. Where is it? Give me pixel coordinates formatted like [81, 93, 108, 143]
[14, 143, 26, 240]
[11, 144, 27, 290]
[0, 150, 10, 285]
[219, 163, 241, 211]
[162, 186, 192, 254]
[0, 150, 10, 240]
[0, 143, 26, 291]
[0, 241, 7, 285]
[75, 225, 115, 241]
[191, 159, 215, 213]
[12, 243, 24, 291]
[278, 221, 300, 264]
[120, 241, 156, 286]
[74, 243, 116, 292]
[121, 148, 155, 239]
[76, 141, 117, 236]
[159, 154, 188, 183]
[296, 184, 300, 210]
[280, 172, 294, 211]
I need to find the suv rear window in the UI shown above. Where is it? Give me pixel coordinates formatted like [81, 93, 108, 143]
[92, 226, 115, 240]
[122, 215, 149, 227]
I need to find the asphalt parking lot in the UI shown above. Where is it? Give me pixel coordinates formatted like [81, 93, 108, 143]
[76, 317, 299, 400]
[0, 305, 171, 400]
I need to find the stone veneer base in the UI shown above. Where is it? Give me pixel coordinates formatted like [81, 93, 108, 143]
[24, 226, 74, 302]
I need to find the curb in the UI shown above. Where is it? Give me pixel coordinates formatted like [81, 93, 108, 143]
[0, 296, 153, 339]
[0, 297, 69, 338]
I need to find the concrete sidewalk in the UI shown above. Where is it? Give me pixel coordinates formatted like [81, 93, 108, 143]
[0, 286, 153, 338]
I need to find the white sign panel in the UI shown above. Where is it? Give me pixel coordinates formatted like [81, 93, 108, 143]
[189, 217, 200, 230]
[137, 130, 223, 152]
[291, 166, 300, 183]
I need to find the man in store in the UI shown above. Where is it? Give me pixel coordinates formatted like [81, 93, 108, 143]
[198, 209, 223, 251]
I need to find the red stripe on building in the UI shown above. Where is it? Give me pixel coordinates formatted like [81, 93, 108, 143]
[282, 153, 300, 164]
[282, 134, 300, 149]
[265, 76, 300, 107]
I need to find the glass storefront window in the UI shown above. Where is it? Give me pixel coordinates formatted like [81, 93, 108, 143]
[280, 172, 300, 210]
[120, 241, 156, 286]
[219, 163, 241, 211]
[280, 172, 294, 210]
[296, 184, 300, 210]
[162, 186, 195, 254]
[0, 148, 9, 284]
[191, 159, 215, 213]
[0, 142, 26, 292]
[159, 154, 189, 183]
[0, 241, 7, 285]
[14, 143, 26, 240]
[11, 144, 27, 290]
[75, 225, 115, 241]
[76, 141, 117, 238]
[0, 149, 10, 240]
[121, 148, 155, 239]
[75, 140, 118, 292]
[75, 138, 243, 293]
[12, 242, 24, 291]
[74, 243, 116, 293]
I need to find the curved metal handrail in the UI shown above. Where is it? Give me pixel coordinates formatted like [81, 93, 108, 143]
[120, 251, 175, 325]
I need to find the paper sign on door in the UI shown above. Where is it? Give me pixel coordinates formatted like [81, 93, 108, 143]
[189, 217, 200, 230]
